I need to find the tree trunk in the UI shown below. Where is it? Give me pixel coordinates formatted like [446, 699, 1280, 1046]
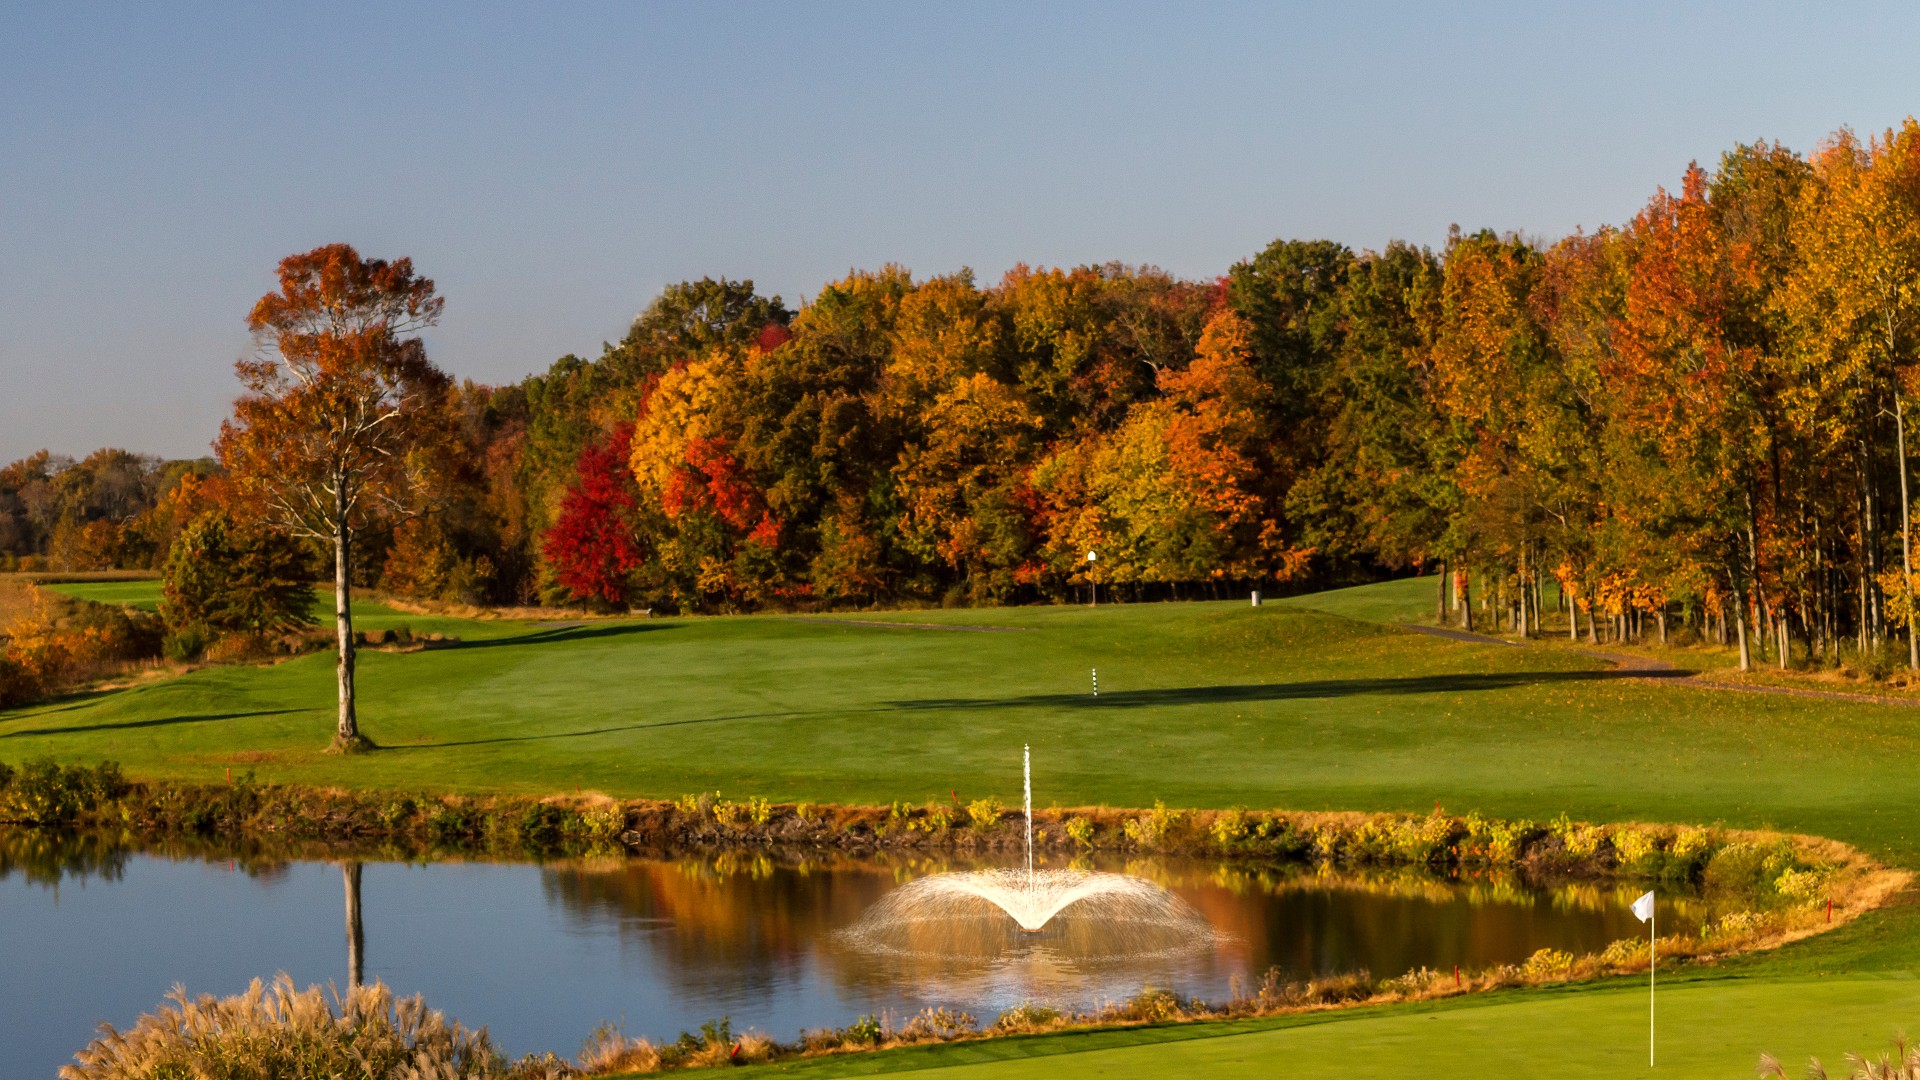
[1896, 392, 1918, 669]
[343, 861, 364, 987]
[1436, 561, 1449, 624]
[332, 480, 365, 752]
[1658, 609, 1667, 645]
[1459, 573, 1473, 632]
[1734, 591, 1752, 672]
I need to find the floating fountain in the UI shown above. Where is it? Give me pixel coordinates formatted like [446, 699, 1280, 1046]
[840, 747, 1214, 962]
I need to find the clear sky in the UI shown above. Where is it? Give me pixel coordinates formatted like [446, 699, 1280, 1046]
[3, 2, 1917, 461]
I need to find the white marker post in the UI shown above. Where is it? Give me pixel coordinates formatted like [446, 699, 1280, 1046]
[1086, 550, 1098, 607]
[1632, 889, 1656, 1067]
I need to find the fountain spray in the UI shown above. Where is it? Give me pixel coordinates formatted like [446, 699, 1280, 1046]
[1023, 744, 1033, 892]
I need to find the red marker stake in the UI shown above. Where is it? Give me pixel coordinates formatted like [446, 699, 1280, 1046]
[1453, 965, 1461, 988]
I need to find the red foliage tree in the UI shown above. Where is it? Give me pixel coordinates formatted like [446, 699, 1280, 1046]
[543, 423, 645, 606]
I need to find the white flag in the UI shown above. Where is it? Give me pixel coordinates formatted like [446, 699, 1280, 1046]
[1632, 890, 1655, 923]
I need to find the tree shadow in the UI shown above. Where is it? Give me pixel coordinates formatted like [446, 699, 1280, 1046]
[1, 709, 308, 738]
[390, 710, 808, 750]
[436, 622, 671, 651]
[887, 668, 1692, 712]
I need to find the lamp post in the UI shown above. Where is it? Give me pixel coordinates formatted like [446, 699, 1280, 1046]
[1087, 550, 1098, 607]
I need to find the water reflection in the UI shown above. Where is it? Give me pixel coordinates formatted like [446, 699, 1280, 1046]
[343, 862, 365, 988]
[0, 833, 1706, 1076]
[534, 850, 1700, 1016]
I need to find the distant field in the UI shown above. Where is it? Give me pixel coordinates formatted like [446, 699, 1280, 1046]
[38, 578, 498, 638]
[41, 577, 166, 611]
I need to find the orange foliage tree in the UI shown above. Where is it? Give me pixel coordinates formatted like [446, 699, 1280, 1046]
[216, 244, 451, 751]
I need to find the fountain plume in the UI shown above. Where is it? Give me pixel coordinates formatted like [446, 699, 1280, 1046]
[841, 748, 1214, 962]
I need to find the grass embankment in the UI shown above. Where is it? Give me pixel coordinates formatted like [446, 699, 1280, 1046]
[14, 575, 1920, 1077]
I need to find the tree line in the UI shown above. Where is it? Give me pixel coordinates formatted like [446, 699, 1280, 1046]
[11, 121, 1920, 694]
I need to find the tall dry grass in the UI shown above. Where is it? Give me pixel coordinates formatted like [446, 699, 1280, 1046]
[1762, 1037, 1920, 1079]
[61, 974, 509, 1080]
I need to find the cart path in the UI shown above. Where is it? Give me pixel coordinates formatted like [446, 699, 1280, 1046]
[1401, 622, 1920, 708]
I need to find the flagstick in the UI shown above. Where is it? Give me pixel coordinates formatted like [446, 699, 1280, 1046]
[1649, 906, 1656, 1068]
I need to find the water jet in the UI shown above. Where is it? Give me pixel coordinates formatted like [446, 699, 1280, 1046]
[841, 747, 1214, 961]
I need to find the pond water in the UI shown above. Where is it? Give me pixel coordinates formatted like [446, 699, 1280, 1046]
[1, 844, 1697, 1075]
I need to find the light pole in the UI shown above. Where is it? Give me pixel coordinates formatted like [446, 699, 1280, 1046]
[1087, 550, 1098, 607]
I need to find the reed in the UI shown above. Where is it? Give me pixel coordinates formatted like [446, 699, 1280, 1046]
[61, 974, 509, 1080]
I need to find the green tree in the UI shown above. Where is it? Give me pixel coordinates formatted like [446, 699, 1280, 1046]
[159, 509, 315, 641]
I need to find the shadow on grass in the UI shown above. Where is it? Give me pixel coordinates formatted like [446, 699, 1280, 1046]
[888, 668, 1693, 711]
[1, 709, 308, 738]
[390, 710, 808, 750]
[436, 622, 670, 651]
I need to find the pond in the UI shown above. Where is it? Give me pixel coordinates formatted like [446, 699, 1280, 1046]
[1, 843, 1697, 1074]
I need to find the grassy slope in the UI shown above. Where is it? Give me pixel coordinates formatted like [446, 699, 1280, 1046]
[16, 575, 1920, 1076]
[42, 578, 167, 611]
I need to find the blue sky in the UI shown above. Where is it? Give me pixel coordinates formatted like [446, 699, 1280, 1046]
[3, 2, 1917, 460]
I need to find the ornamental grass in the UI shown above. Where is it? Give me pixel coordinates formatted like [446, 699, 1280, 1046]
[61, 974, 508, 1080]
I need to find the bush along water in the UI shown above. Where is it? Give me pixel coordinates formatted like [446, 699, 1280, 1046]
[0, 762, 1898, 895]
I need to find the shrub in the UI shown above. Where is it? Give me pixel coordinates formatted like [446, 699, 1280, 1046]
[582, 804, 627, 840]
[0, 653, 41, 708]
[1461, 812, 1540, 864]
[841, 1014, 883, 1045]
[1122, 801, 1182, 847]
[991, 1003, 1062, 1033]
[1380, 967, 1449, 997]
[913, 804, 954, 832]
[1302, 971, 1374, 1004]
[513, 803, 575, 848]
[1704, 840, 1794, 896]
[1209, 808, 1249, 847]
[897, 1007, 976, 1042]
[159, 509, 315, 638]
[966, 797, 1002, 830]
[1520, 947, 1576, 980]
[1120, 987, 1184, 1022]
[1551, 813, 1607, 859]
[0, 759, 126, 826]
[162, 623, 213, 662]
[1064, 816, 1096, 848]
[60, 974, 508, 1080]
[0, 759, 13, 790]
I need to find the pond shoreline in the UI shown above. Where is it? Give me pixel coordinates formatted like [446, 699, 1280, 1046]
[5, 762, 1908, 1076]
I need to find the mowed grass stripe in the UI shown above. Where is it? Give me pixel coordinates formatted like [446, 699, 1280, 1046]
[680, 976, 1920, 1080]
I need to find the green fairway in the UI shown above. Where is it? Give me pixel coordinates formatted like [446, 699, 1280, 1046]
[10, 577, 1920, 1076]
[41, 577, 167, 611]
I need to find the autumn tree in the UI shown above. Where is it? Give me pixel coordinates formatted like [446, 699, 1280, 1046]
[1784, 123, 1920, 668]
[543, 423, 646, 607]
[217, 244, 451, 751]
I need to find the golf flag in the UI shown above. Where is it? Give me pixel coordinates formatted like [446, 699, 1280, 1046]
[1632, 890, 1656, 1066]
[1632, 890, 1655, 923]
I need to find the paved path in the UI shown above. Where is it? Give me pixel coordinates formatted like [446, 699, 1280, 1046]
[1402, 622, 1920, 707]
